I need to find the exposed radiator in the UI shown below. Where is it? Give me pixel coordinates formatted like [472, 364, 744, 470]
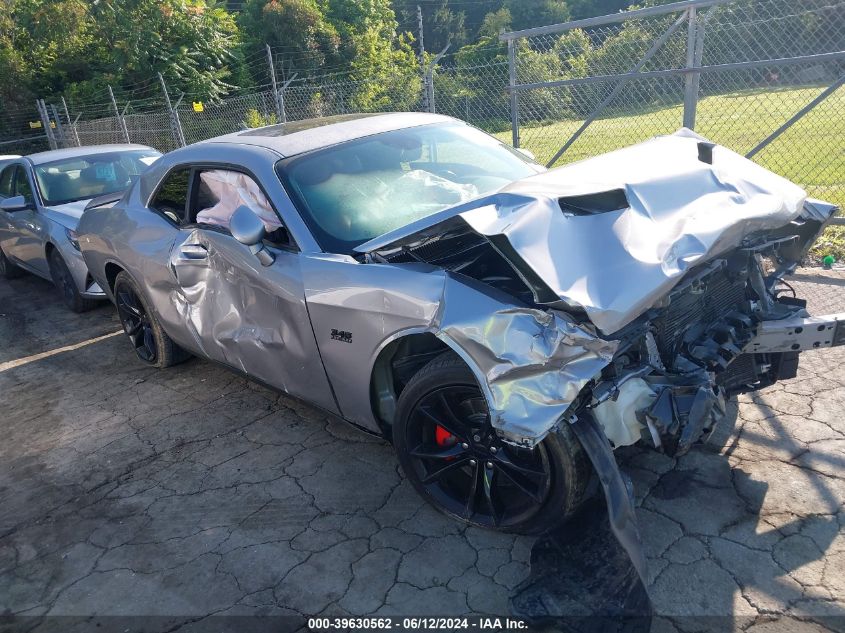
[653, 261, 749, 366]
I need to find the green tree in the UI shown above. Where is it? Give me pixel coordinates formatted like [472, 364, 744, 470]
[392, 0, 467, 53]
[238, 0, 341, 78]
[453, 8, 510, 67]
[324, 0, 402, 72]
[3, 0, 241, 105]
[568, 0, 631, 20]
[92, 0, 240, 101]
[503, 0, 569, 32]
[348, 33, 421, 111]
[239, 0, 419, 111]
[0, 1, 31, 114]
[1, 0, 96, 105]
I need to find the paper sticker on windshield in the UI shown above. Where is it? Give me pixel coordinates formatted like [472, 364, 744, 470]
[94, 163, 116, 181]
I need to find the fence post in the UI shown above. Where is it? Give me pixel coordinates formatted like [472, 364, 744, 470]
[49, 103, 68, 148]
[279, 74, 298, 124]
[108, 85, 131, 143]
[61, 97, 80, 146]
[426, 43, 450, 114]
[158, 73, 186, 147]
[266, 44, 284, 122]
[683, 7, 706, 129]
[173, 93, 187, 146]
[121, 102, 132, 143]
[507, 38, 520, 148]
[36, 99, 58, 150]
[279, 82, 287, 123]
[417, 4, 428, 111]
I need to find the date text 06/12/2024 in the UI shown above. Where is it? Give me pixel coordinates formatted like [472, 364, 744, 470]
[307, 617, 529, 630]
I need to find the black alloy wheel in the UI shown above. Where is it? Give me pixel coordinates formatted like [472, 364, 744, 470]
[116, 284, 157, 363]
[112, 271, 191, 368]
[404, 384, 554, 529]
[394, 352, 592, 534]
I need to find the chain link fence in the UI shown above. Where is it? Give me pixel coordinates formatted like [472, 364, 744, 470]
[0, 0, 842, 228]
[502, 0, 843, 217]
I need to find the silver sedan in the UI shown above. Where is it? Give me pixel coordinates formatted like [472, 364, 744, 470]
[0, 145, 161, 311]
[77, 113, 841, 535]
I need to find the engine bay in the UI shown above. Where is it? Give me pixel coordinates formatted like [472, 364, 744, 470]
[586, 237, 830, 455]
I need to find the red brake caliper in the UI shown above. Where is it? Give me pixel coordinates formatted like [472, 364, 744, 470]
[435, 425, 458, 460]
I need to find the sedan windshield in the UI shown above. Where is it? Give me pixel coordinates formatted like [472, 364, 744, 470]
[34, 150, 161, 206]
[278, 122, 541, 253]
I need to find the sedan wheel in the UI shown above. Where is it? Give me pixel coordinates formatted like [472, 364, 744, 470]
[0, 248, 24, 279]
[394, 352, 592, 534]
[48, 249, 98, 312]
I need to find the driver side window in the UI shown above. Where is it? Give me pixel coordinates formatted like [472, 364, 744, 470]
[188, 168, 291, 247]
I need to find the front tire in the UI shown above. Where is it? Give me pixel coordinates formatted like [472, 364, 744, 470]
[393, 352, 592, 534]
[48, 249, 98, 312]
[113, 271, 190, 368]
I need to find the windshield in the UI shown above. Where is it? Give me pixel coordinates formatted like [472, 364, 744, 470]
[278, 122, 541, 253]
[34, 149, 161, 206]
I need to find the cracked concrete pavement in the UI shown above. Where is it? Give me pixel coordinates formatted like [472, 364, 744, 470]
[1, 268, 844, 631]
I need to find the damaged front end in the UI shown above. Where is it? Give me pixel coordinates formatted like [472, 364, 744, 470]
[586, 233, 839, 457]
[360, 131, 841, 456]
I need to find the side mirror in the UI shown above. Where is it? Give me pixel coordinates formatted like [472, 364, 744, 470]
[230, 205, 275, 266]
[0, 195, 29, 212]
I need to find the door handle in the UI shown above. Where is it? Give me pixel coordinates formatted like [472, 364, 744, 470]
[178, 243, 208, 261]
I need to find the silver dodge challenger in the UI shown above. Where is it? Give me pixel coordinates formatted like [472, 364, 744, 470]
[77, 113, 843, 535]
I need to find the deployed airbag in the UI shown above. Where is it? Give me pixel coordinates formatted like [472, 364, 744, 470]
[195, 169, 283, 231]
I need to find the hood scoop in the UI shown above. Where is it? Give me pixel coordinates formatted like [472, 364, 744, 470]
[558, 189, 629, 216]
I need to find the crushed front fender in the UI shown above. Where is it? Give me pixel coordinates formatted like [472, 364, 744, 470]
[434, 275, 617, 446]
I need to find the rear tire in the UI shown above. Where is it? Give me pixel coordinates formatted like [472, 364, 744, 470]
[48, 248, 99, 312]
[113, 271, 191, 368]
[0, 248, 24, 279]
[393, 352, 592, 535]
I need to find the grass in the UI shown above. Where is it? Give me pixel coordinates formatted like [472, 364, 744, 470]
[495, 85, 845, 262]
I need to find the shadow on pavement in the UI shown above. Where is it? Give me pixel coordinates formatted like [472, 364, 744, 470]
[510, 496, 652, 632]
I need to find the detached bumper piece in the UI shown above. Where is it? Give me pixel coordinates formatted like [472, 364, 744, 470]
[744, 312, 845, 353]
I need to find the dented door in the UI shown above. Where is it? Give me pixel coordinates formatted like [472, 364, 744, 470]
[168, 227, 339, 415]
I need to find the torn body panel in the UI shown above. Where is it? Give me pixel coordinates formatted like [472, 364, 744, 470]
[301, 256, 616, 444]
[434, 276, 617, 445]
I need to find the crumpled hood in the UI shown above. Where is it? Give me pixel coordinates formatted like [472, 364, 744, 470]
[41, 200, 89, 230]
[359, 129, 815, 334]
